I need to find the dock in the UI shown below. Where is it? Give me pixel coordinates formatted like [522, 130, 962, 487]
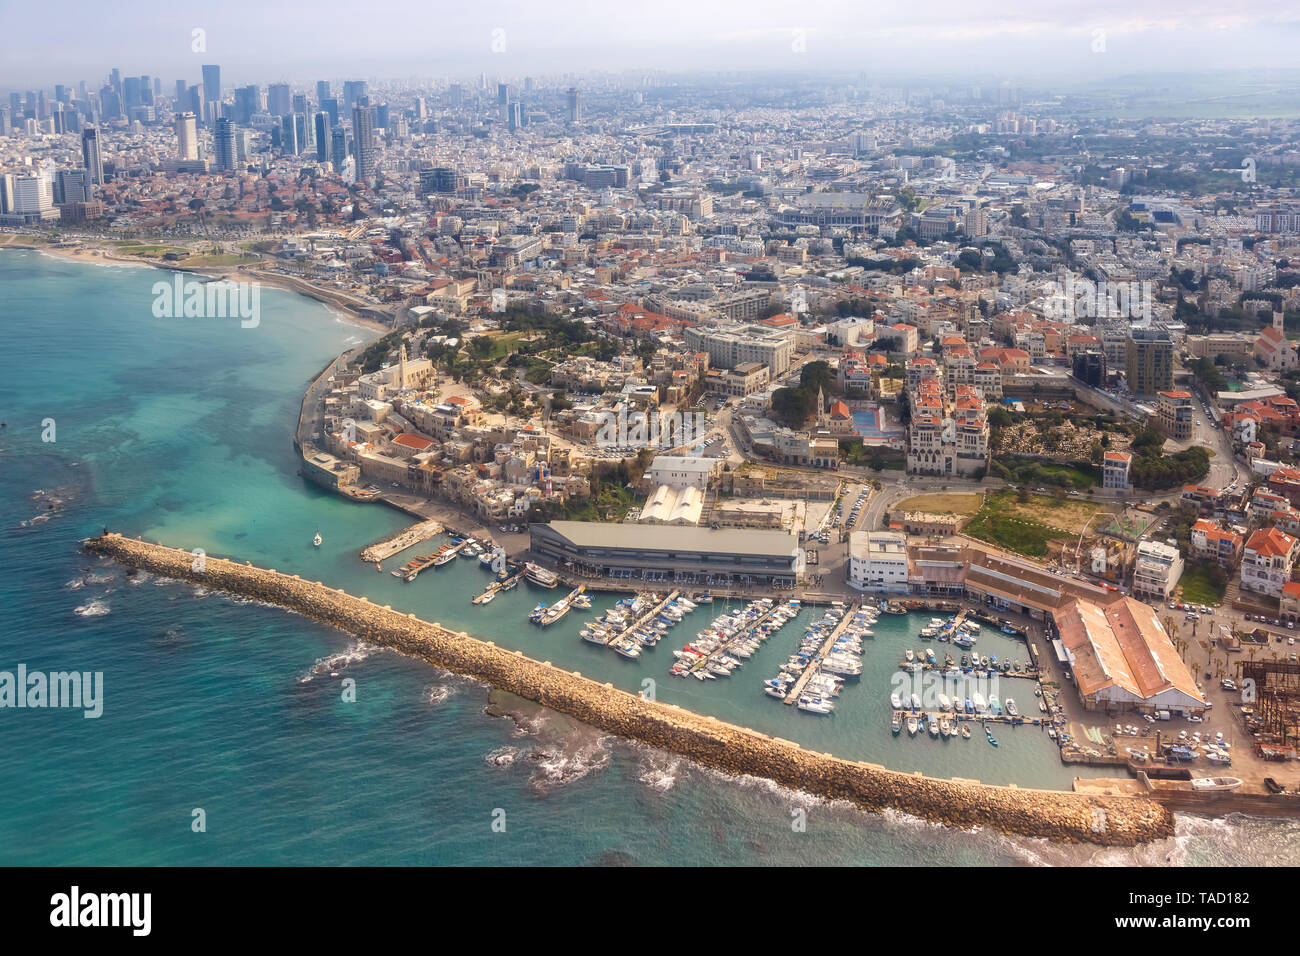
[784, 601, 859, 704]
[360, 519, 444, 564]
[685, 598, 787, 677]
[604, 590, 680, 646]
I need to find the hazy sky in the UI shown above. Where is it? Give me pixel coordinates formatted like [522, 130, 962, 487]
[4, 0, 1300, 89]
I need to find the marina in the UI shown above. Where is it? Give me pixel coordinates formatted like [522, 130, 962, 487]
[672, 597, 799, 680]
[782, 601, 867, 706]
[581, 589, 695, 658]
[531, 586, 591, 627]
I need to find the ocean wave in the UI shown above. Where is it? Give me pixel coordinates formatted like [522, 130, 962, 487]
[636, 749, 686, 793]
[73, 599, 110, 617]
[192, 586, 211, 599]
[127, 571, 152, 586]
[526, 736, 612, 793]
[484, 746, 524, 768]
[298, 640, 382, 683]
[64, 578, 85, 590]
[425, 683, 457, 706]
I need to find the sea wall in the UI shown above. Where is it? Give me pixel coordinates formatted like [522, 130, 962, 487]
[85, 533, 1176, 846]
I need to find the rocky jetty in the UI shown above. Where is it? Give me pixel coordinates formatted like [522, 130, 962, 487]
[85, 533, 1176, 846]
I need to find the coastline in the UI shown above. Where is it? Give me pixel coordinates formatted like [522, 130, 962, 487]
[84, 532, 1179, 847]
[0, 234, 392, 335]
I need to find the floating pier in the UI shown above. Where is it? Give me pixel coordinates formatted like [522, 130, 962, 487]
[784, 601, 859, 704]
[603, 589, 680, 646]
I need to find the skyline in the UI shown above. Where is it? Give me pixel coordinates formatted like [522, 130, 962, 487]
[5, 0, 1300, 89]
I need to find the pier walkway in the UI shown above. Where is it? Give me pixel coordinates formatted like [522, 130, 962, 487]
[360, 518, 444, 564]
[785, 602, 859, 704]
[686, 598, 787, 677]
[604, 590, 680, 646]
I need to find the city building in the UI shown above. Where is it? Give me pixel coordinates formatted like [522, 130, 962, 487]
[529, 521, 803, 586]
[848, 531, 909, 592]
[1131, 540, 1184, 600]
[352, 103, 375, 182]
[1189, 519, 1244, 567]
[1102, 452, 1132, 494]
[1240, 527, 1300, 599]
[1154, 390, 1193, 440]
[1125, 325, 1173, 396]
[175, 111, 198, 160]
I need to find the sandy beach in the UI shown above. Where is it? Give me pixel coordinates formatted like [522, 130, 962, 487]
[0, 233, 393, 335]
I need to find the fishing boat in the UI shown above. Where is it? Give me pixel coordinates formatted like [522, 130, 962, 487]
[985, 726, 999, 747]
[313, 531, 322, 547]
[909, 693, 921, 711]
[375, 563, 382, 572]
[906, 715, 919, 736]
[972, 692, 987, 713]
[927, 713, 940, 737]
[501, 576, 519, 591]
[937, 693, 951, 712]
[963, 697, 975, 714]
[890, 691, 903, 709]
[961, 724, 971, 739]
[904, 649, 914, 662]
[1004, 698, 1018, 717]
[523, 562, 559, 589]
[939, 716, 953, 737]
[989, 696, 1002, 716]
[891, 711, 902, 734]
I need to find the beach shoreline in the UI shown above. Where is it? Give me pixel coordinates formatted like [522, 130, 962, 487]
[0, 233, 392, 335]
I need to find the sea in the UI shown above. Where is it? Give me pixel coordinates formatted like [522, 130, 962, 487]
[3, 247, 1298, 865]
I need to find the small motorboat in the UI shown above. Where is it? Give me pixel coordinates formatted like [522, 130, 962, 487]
[985, 725, 999, 747]
[891, 711, 902, 734]
[890, 691, 903, 709]
[375, 563, 382, 572]
[313, 531, 322, 547]
[906, 715, 919, 736]
[960, 724, 971, 739]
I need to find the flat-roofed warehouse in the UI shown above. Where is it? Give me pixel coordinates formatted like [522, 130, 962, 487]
[530, 521, 804, 585]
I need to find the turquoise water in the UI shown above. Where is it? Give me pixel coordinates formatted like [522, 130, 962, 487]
[3, 247, 1298, 865]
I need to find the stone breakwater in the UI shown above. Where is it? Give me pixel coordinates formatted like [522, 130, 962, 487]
[85, 533, 1175, 846]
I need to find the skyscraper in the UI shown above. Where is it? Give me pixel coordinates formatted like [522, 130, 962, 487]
[81, 125, 103, 184]
[330, 124, 346, 173]
[123, 76, 141, 110]
[267, 83, 291, 117]
[234, 85, 260, 124]
[566, 87, 582, 126]
[342, 80, 366, 111]
[176, 112, 198, 160]
[201, 65, 221, 121]
[314, 112, 332, 163]
[213, 118, 235, 171]
[316, 81, 331, 105]
[281, 114, 300, 155]
[351, 103, 374, 183]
